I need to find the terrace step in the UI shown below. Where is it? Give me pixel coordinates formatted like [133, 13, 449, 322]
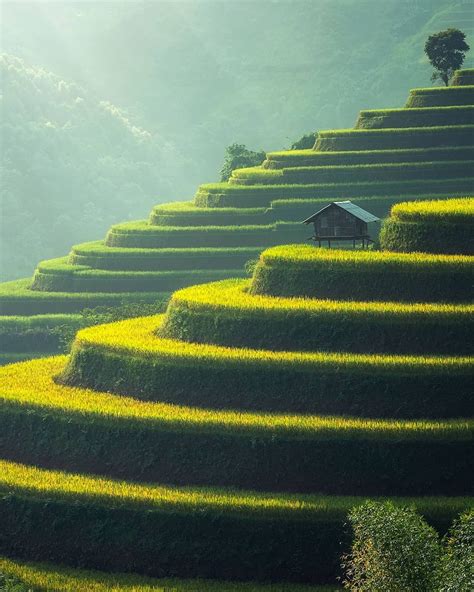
[56, 316, 473, 420]
[355, 106, 474, 129]
[2, 358, 472, 493]
[69, 241, 263, 271]
[160, 279, 474, 355]
[31, 258, 247, 293]
[263, 146, 474, 169]
[0, 458, 466, 584]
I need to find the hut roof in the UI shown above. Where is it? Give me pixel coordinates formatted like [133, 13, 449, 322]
[303, 201, 380, 225]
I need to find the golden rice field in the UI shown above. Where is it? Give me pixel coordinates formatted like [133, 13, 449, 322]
[390, 196, 474, 222]
[0, 557, 338, 592]
[2, 357, 469, 440]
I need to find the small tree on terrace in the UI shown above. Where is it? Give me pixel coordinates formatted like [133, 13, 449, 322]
[220, 143, 266, 182]
[425, 28, 470, 86]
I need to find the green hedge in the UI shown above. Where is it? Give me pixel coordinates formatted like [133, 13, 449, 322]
[0, 557, 340, 592]
[161, 280, 474, 356]
[2, 359, 473, 495]
[264, 146, 474, 169]
[0, 279, 167, 315]
[405, 86, 474, 108]
[195, 178, 474, 208]
[355, 106, 474, 129]
[69, 242, 263, 271]
[251, 245, 474, 302]
[452, 69, 474, 86]
[314, 125, 474, 151]
[230, 160, 474, 186]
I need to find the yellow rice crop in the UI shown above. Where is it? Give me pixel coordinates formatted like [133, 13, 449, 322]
[0, 357, 470, 439]
[390, 197, 474, 221]
[259, 244, 473, 267]
[0, 459, 471, 520]
[71, 315, 472, 374]
[167, 279, 474, 319]
[0, 557, 335, 591]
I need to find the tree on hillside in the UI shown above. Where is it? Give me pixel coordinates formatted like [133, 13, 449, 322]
[425, 28, 470, 86]
[290, 132, 318, 150]
[220, 143, 266, 181]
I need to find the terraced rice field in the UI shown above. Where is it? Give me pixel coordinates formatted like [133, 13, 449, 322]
[1, 71, 473, 362]
[0, 194, 472, 586]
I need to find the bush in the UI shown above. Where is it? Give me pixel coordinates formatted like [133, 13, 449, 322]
[438, 510, 474, 592]
[342, 503, 474, 592]
[289, 132, 318, 150]
[219, 143, 266, 182]
[342, 501, 442, 591]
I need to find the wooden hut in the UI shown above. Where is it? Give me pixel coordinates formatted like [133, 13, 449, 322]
[303, 201, 379, 248]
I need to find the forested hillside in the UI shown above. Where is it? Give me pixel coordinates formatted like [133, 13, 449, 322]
[1, 0, 473, 280]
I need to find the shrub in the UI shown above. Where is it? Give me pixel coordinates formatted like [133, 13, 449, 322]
[290, 132, 318, 150]
[342, 501, 441, 591]
[219, 143, 266, 182]
[438, 510, 474, 592]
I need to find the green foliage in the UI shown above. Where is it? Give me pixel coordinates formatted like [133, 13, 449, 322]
[342, 501, 442, 591]
[289, 132, 318, 150]
[220, 144, 266, 182]
[425, 29, 470, 86]
[342, 503, 474, 592]
[438, 510, 474, 592]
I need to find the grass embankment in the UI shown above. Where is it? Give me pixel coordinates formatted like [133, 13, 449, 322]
[0, 278, 166, 315]
[0, 557, 338, 592]
[160, 279, 474, 355]
[55, 315, 474, 419]
[314, 125, 474, 151]
[263, 146, 474, 169]
[250, 244, 474, 301]
[355, 105, 474, 129]
[405, 86, 474, 107]
[452, 69, 474, 86]
[1, 357, 471, 494]
[195, 178, 473, 208]
[149, 202, 269, 226]
[380, 197, 474, 254]
[105, 221, 300, 248]
[229, 160, 474, 186]
[1, 460, 468, 584]
[31, 257, 247, 293]
[69, 241, 263, 271]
